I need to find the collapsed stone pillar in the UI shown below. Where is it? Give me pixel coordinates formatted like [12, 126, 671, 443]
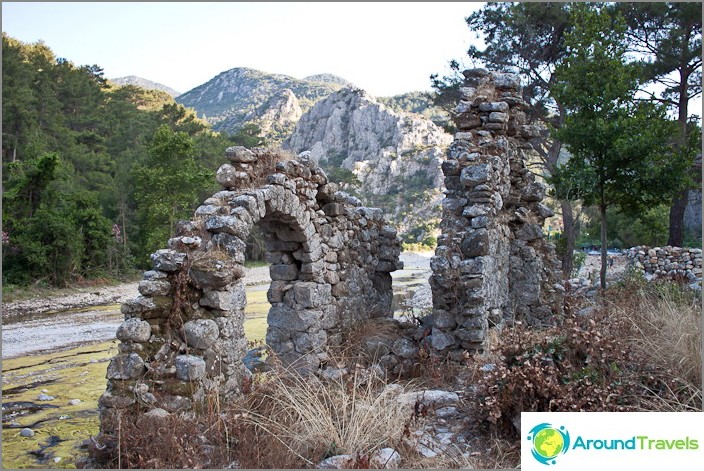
[100, 147, 402, 432]
[429, 69, 563, 357]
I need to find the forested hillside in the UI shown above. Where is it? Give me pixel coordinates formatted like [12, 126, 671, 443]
[1, 34, 259, 287]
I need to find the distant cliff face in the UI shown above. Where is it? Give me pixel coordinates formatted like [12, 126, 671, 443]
[176, 68, 342, 135]
[285, 88, 452, 239]
[110, 76, 181, 98]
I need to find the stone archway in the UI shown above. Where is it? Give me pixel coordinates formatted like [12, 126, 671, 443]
[100, 147, 402, 425]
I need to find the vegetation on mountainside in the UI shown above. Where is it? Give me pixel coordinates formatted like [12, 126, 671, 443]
[1, 34, 255, 287]
[108, 75, 181, 98]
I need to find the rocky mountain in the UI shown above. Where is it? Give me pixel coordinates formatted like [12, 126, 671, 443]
[109, 76, 181, 97]
[303, 74, 355, 88]
[175, 67, 344, 136]
[285, 88, 452, 241]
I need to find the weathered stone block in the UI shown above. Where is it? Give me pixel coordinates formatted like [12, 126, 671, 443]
[200, 283, 247, 311]
[205, 215, 250, 239]
[225, 146, 257, 163]
[107, 353, 145, 380]
[488, 111, 509, 123]
[116, 319, 152, 343]
[461, 229, 489, 257]
[270, 264, 299, 281]
[188, 256, 243, 289]
[460, 164, 491, 187]
[322, 202, 345, 217]
[138, 279, 171, 296]
[293, 282, 332, 309]
[175, 355, 206, 381]
[267, 305, 320, 332]
[151, 249, 186, 272]
[183, 319, 220, 349]
[430, 328, 456, 351]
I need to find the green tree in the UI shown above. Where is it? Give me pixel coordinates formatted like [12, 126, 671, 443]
[133, 125, 212, 263]
[550, 5, 687, 289]
[614, 2, 702, 246]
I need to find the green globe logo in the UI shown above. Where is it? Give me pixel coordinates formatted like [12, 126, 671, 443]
[527, 423, 571, 465]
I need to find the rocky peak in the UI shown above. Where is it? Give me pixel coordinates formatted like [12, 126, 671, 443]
[244, 88, 303, 142]
[285, 87, 452, 237]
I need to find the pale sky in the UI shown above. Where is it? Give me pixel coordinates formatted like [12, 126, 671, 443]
[1, 2, 486, 97]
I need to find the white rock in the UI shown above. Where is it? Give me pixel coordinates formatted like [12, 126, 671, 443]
[68, 399, 81, 406]
[20, 428, 34, 437]
[318, 454, 354, 469]
[369, 448, 401, 469]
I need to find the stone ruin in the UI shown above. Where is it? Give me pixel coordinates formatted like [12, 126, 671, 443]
[100, 69, 565, 433]
[100, 147, 403, 428]
[428, 69, 564, 358]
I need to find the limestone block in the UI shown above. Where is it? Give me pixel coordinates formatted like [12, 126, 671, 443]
[515, 223, 544, 241]
[138, 279, 171, 296]
[268, 305, 321, 332]
[216, 163, 244, 188]
[479, 101, 509, 112]
[488, 111, 509, 123]
[205, 215, 250, 239]
[175, 355, 206, 381]
[392, 338, 419, 359]
[494, 73, 521, 90]
[461, 229, 489, 257]
[225, 146, 257, 163]
[460, 164, 491, 187]
[183, 319, 220, 349]
[188, 256, 244, 289]
[463, 204, 489, 218]
[521, 182, 546, 202]
[116, 319, 152, 343]
[200, 283, 247, 311]
[107, 353, 145, 380]
[121, 295, 172, 319]
[270, 264, 299, 281]
[430, 328, 456, 350]
[432, 309, 457, 329]
[151, 249, 186, 272]
[293, 282, 332, 308]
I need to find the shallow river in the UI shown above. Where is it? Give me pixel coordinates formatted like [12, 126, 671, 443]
[1, 260, 431, 468]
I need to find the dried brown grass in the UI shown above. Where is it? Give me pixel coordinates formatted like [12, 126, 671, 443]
[238, 359, 414, 467]
[246, 147, 297, 188]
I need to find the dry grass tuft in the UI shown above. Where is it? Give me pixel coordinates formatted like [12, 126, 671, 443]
[246, 147, 297, 188]
[239, 360, 414, 467]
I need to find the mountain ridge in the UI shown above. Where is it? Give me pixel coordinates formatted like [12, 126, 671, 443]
[109, 75, 181, 97]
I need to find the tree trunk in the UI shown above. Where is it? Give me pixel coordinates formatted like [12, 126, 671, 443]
[668, 66, 690, 247]
[599, 204, 607, 291]
[560, 200, 576, 278]
[668, 191, 687, 247]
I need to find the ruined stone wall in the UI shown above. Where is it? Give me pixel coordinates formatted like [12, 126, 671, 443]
[429, 69, 563, 357]
[100, 147, 401, 428]
[626, 245, 702, 288]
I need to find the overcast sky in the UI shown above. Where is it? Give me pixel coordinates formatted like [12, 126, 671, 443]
[1, 2, 485, 97]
